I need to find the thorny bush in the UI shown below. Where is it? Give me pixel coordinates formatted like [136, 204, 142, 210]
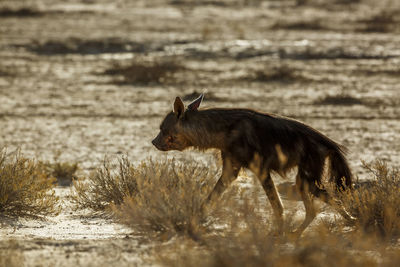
[341, 160, 400, 241]
[72, 156, 137, 213]
[39, 158, 79, 187]
[112, 157, 217, 239]
[0, 150, 59, 218]
[155, 170, 400, 267]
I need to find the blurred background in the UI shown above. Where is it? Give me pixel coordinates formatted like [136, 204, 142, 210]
[1, 0, 400, 176]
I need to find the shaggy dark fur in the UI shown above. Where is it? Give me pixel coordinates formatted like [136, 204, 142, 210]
[152, 94, 355, 237]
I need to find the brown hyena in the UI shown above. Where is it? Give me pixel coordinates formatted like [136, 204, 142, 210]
[152, 94, 355, 237]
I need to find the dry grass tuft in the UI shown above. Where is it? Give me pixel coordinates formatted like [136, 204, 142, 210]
[0, 68, 12, 77]
[190, 235, 376, 267]
[359, 10, 399, 33]
[314, 94, 363, 106]
[170, 0, 228, 7]
[103, 60, 184, 85]
[152, 160, 400, 267]
[341, 160, 400, 241]
[39, 157, 79, 187]
[279, 46, 391, 60]
[0, 6, 43, 17]
[248, 65, 308, 83]
[72, 156, 137, 213]
[271, 20, 326, 31]
[334, 0, 362, 4]
[20, 38, 145, 55]
[156, 227, 399, 267]
[155, 192, 380, 267]
[71, 154, 400, 265]
[0, 150, 59, 219]
[113, 158, 217, 239]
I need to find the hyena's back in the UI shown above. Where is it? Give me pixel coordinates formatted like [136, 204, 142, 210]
[199, 108, 352, 189]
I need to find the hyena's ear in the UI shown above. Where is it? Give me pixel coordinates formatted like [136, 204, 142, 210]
[187, 93, 204, 111]
[173, 96, 185, 118]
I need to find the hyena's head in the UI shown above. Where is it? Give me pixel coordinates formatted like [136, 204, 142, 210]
[152, 94, 203, 151]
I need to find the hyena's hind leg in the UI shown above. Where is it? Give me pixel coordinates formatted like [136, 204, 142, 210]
[292, 161, 355, 239]
[259, 171, 285, 234]
[291, 174, 318, 238]
[290, 158, 325, 238]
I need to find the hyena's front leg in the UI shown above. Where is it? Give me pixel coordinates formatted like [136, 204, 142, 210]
[249, 155, 284, 234]
[201, 155, 240, 213]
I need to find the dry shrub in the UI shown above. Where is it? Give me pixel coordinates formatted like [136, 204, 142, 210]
[153, 184, 277, 266]
[194, 197, 280, 267]
[24, 38, 145, 55]
[72, 157, 137, 213]
[335, 0, 362, 4]
[0, 6, 43, 17]
[191, 235, 376, 267]
[156, 232, 400, 267]
[39, 158, 79, 187]
[341, 160, 400, 241]
[295, 0, 311, 5]
[0, 240, 24, 267]
[152, 166, 400, 267]
[314, 94, 363, 106]
[359, 10, 399, 33]
[103, 158, 400, 266]
[103, 60, 184, 85]
[155, 193, 379, 267]
[113, 158, 217, 239]
[0, 68, 12, 77]
[248, 65, 308, 83]
[279, 46, 389, 60]
[170, 0, 229, 7]
[0, 150, 59, 218]
[0, 65, 18, 77]
[271, 20, 326, 31]
[351, 66, 400, 77]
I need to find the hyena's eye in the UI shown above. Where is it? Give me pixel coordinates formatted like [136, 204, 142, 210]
[166, 135, 173, 143]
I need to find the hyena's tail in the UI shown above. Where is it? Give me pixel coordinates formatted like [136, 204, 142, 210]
[329, 149, 353, 191]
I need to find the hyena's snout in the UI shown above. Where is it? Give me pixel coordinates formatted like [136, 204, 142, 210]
[152, 132, 168, 151]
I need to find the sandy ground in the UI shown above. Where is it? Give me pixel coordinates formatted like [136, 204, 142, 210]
[1, 0, 400, 265]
